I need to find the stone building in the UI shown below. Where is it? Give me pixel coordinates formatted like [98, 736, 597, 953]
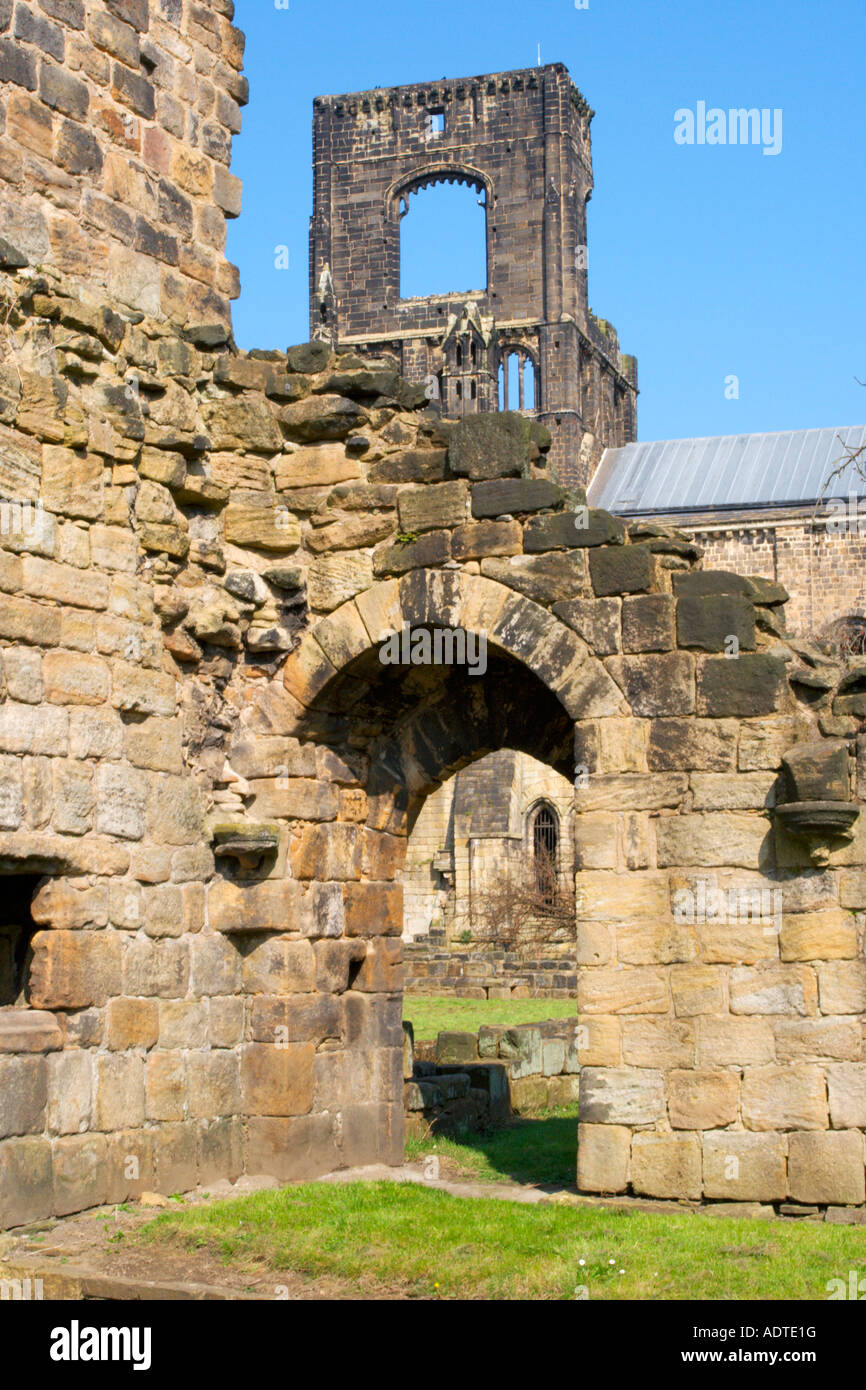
[400, 748, 574, 942]
[310, 65, 638, 487]
[0, 4, 865, 1227]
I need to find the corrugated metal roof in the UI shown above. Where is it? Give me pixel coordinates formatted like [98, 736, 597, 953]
[587, 426, 866, 515]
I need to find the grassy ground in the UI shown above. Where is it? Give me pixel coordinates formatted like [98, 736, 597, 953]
[139, 1175, 866, 1301]
[404, 994, 576, 1041]
[405, 1106, 579, 1186]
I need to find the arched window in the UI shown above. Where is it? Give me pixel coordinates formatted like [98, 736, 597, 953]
[498, 349, 538, 411]
[531, 803, 558, 905]
[399, 177, 487, 299]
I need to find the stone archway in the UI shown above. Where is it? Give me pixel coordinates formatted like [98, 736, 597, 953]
[213, 571, 605, 1174]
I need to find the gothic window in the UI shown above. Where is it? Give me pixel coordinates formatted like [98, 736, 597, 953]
[531, 803, 558, 905]
[498, 349, 538, 411]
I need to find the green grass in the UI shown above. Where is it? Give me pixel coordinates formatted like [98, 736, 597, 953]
[406, 1106, 579, 1187]
[404, 994, 576, 1041]
[138, 1177, 866, 1301]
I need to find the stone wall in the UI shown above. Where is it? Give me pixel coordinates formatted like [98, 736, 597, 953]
[679, 514, 866, 642]
[404, 937, 577, 999]
[404, 1018, 580, 1135]
[399, 747, 574, 942]
[1, 0, 865, 1228]
[0, 0, 245, 335]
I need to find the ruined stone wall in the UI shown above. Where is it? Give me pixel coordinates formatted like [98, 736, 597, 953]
[1, 1, 865, 1228]
[0, 0, 245, 334]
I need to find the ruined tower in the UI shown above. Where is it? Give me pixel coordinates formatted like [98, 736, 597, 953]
[310, 63, 638, 486]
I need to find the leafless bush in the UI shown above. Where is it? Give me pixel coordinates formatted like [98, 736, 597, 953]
[468, 846, 575, 950]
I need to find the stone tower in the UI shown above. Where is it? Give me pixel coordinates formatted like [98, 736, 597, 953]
[310, 63, 638, 487]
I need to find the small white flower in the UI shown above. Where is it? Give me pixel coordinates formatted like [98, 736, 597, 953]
[608, 1258, 615, 1265]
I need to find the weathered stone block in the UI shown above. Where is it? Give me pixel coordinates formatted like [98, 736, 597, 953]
[742, 1064, 827, 1131]
[241, 1042, 314, 1117]
[621, 1018, 695, 1068]
[817, 961, 866, 1014]
[0, 1056, 47, 1137]
[94, 1054, 145, 1131]
[245, 1113, 339, 1181]
[827, 1063, 866, 1128]
[589, 544, 654, 597]
[702, 1131, 787, 1202]
[730, 963, 817, 1016]
[779, 910, 857, 962]
[631, 1133, 702, 1200]
[29, 930, 121, 1009]
[670, 964, 727, 1017]
[242, 938, 313, 995]
[576, 1122, 630, 1192]
[579, 1067, 665, 1124]
[525, 510, 625, 552]
[471, 477, 563, 517]
[397, 480, 468, 534]
[787, 1130, 865, 1205]
[676, 595, 756, 652]
[187, 1051, 241, 1120]
[0, 1137, 54, 1227]
[578, 966, 670, 1014]
[621, 593, 675, 652]
[697, 655, 786, 717]
[697, 1016, 775, 1066]
[668, 1070, 739, 1129]
[606, 653, 694, 717]
[106, 998, 159, 1050]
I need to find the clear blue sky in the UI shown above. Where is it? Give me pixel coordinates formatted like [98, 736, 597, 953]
[230, 0, 865, 443]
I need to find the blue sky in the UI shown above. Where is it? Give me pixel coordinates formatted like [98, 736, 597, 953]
[230, 0, 865, 442]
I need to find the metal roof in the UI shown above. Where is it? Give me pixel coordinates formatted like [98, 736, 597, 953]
[587, 426, 866, 516]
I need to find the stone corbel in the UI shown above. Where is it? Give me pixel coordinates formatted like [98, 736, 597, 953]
[774, 739, 860, 866]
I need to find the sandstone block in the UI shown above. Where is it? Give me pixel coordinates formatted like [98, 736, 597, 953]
[0, 1056, 47, 1138]
[187, 1051, 241, 1120]
[577, 966, 670, 1015]
[46, 1051, 92, 1136]
[245, 1113, 339, 1182]
[742, 1064, 827, 1131]
[787, 1130, 865, 1205]
[697, 1016, 774, 1067]
[670, 964, 728, 1017]
[579, 1067, 665, 1125]
[94, 1053, 145, 1131]
[146, 1051, 186, 1122]
[241, 1042, 314, 1117]
[827, 1063, 866, 1128]
[29, 930, 121, 1009]
[576, 1122, 630, 1192]
[730, 962, 817, 1016]
[631, 1132, 702, 1200]
[817, 961, 866, 1014]
[668, 1069, 739, 1129]
[779, 910, 858, 962]
[242, 938, 314, 995]
[621, 1018, 695, 1068]
[606, 653, 694, 717]
[702, 1131, 787, 1201]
